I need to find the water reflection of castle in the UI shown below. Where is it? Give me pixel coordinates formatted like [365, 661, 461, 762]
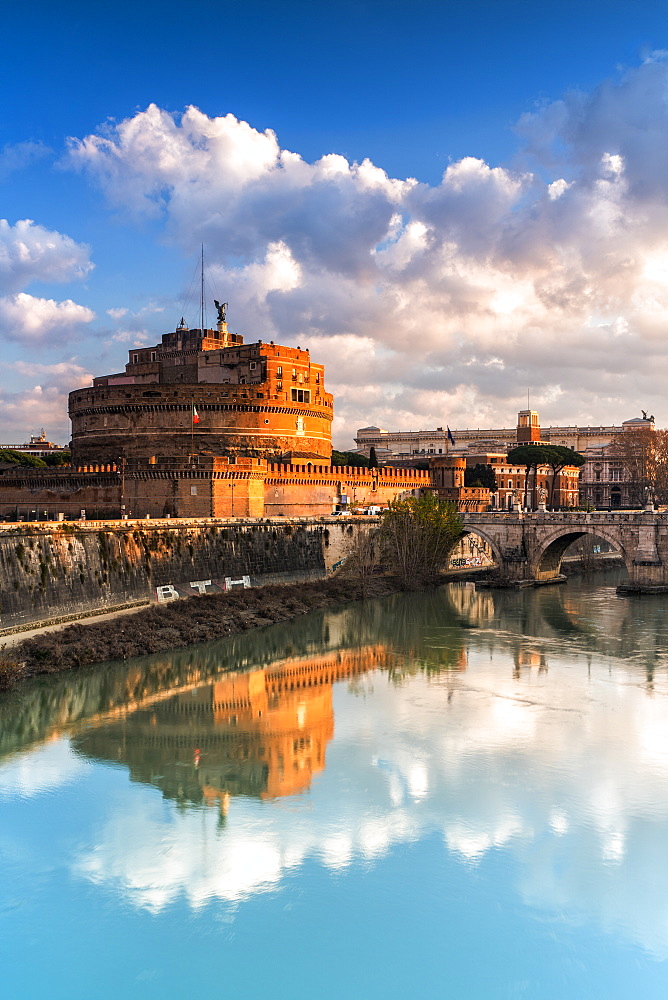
[73, 646, 391, 808]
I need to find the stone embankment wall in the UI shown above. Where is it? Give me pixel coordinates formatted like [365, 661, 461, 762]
[0, 517, 365, 631]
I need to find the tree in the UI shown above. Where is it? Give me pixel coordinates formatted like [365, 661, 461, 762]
[0, 449, 47, 468]
[541, 446, 585, 509]
[368, 446, 379, 468]
[379, 493, 463, 589]
[506, 445, 552, 509]
[341, 526, 380, 596]
[464, 463, 496, 490]
[330, 450, 372, 468]
[609, 427, 668, 505]
[43, 450, 71, 467]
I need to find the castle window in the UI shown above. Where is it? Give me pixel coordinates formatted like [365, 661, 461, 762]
[150, 351, 156, 362]
[276, 381, 282, 390]
[239, 376, 247, 384]
[291, 388, 310, 403]
[132, 354, 138, 364]
[250, 362, 257, 370]
[276, 366, 282, 376]
[292, 368, 297, 380]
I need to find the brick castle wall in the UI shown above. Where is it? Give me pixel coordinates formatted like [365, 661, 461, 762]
[0, 460, 435, 520]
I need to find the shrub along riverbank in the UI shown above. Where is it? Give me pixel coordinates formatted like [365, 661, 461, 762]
[0, 575, 404, 691]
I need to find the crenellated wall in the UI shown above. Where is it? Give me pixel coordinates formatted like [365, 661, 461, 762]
[0, 459, 436, 520]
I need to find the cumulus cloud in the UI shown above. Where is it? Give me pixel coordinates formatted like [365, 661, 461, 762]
[67, 56, 668, 443]
[0, 218, 92, 294]
[0, 293, 94, 343]
[0, 360, 92, 443]
[0, 219, 94, 357]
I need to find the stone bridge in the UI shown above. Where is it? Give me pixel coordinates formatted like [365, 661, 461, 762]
[462, 510, 668, 591]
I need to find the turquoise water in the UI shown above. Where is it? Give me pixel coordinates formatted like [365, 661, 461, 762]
[2, 574, 668, 998]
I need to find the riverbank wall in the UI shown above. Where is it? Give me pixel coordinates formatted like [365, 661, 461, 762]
[0, 516, 362, 631]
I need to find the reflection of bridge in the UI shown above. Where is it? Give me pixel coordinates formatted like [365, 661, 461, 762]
[463, 511, 668, 590]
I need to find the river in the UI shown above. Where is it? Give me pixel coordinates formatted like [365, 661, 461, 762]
[2, 570, 668, 998]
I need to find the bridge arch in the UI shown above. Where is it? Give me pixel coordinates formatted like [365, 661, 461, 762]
[460, 525, 504, 567]
[533, 525, 630, 580]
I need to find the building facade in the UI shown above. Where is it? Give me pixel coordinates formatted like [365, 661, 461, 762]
[0, 431, 68, 460]
[356, 410, 655, 508]
[355, 412, 653, 462]
[69, 313, 333, 466]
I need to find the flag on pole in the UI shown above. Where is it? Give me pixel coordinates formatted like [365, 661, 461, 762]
[447, 427, 455, 445]
[192, 405, 200, 424]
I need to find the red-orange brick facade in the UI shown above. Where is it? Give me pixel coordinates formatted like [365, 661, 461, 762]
[69, 322, 333, 465]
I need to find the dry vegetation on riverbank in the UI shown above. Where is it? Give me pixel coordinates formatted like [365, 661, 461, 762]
[0, 575, 401, 691]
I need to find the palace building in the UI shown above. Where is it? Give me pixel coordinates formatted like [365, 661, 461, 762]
[355, 411, 654, 461]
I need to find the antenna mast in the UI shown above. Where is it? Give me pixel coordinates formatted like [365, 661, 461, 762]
[200, 244, 205, 333]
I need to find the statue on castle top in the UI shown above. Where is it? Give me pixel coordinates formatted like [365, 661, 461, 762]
[214, 300, 227, 324]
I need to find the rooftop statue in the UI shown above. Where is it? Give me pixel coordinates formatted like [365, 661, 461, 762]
[214, 300, 227, 324]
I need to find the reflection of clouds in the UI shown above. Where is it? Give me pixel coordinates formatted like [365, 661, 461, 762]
[0, 739, 90, 798]
[75, 802, 286, 912]
[64, 652, 668, 957]
[445, 814, 524, 862]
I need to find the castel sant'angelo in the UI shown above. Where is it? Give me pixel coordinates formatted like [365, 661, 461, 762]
[1, 304, 460, 519]
[69, 303, 333, 466]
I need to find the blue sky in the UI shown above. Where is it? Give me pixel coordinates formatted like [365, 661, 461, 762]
[2, 0, 668, 446]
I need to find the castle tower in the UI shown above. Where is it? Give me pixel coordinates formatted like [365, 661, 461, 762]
[69, 302, 333, 465]
[429, 454, 466, 489]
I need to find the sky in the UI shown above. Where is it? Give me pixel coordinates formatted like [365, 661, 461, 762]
[2, 0, 668, 448]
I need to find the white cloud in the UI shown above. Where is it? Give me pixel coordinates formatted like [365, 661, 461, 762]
[0, 292, 94, 343]
[67, 56, 668, 444]
[0, 219, 92, 294]
[0, 360, 92, 443]
[110, 328, 150, 346]
[0, 219, 94, 358]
